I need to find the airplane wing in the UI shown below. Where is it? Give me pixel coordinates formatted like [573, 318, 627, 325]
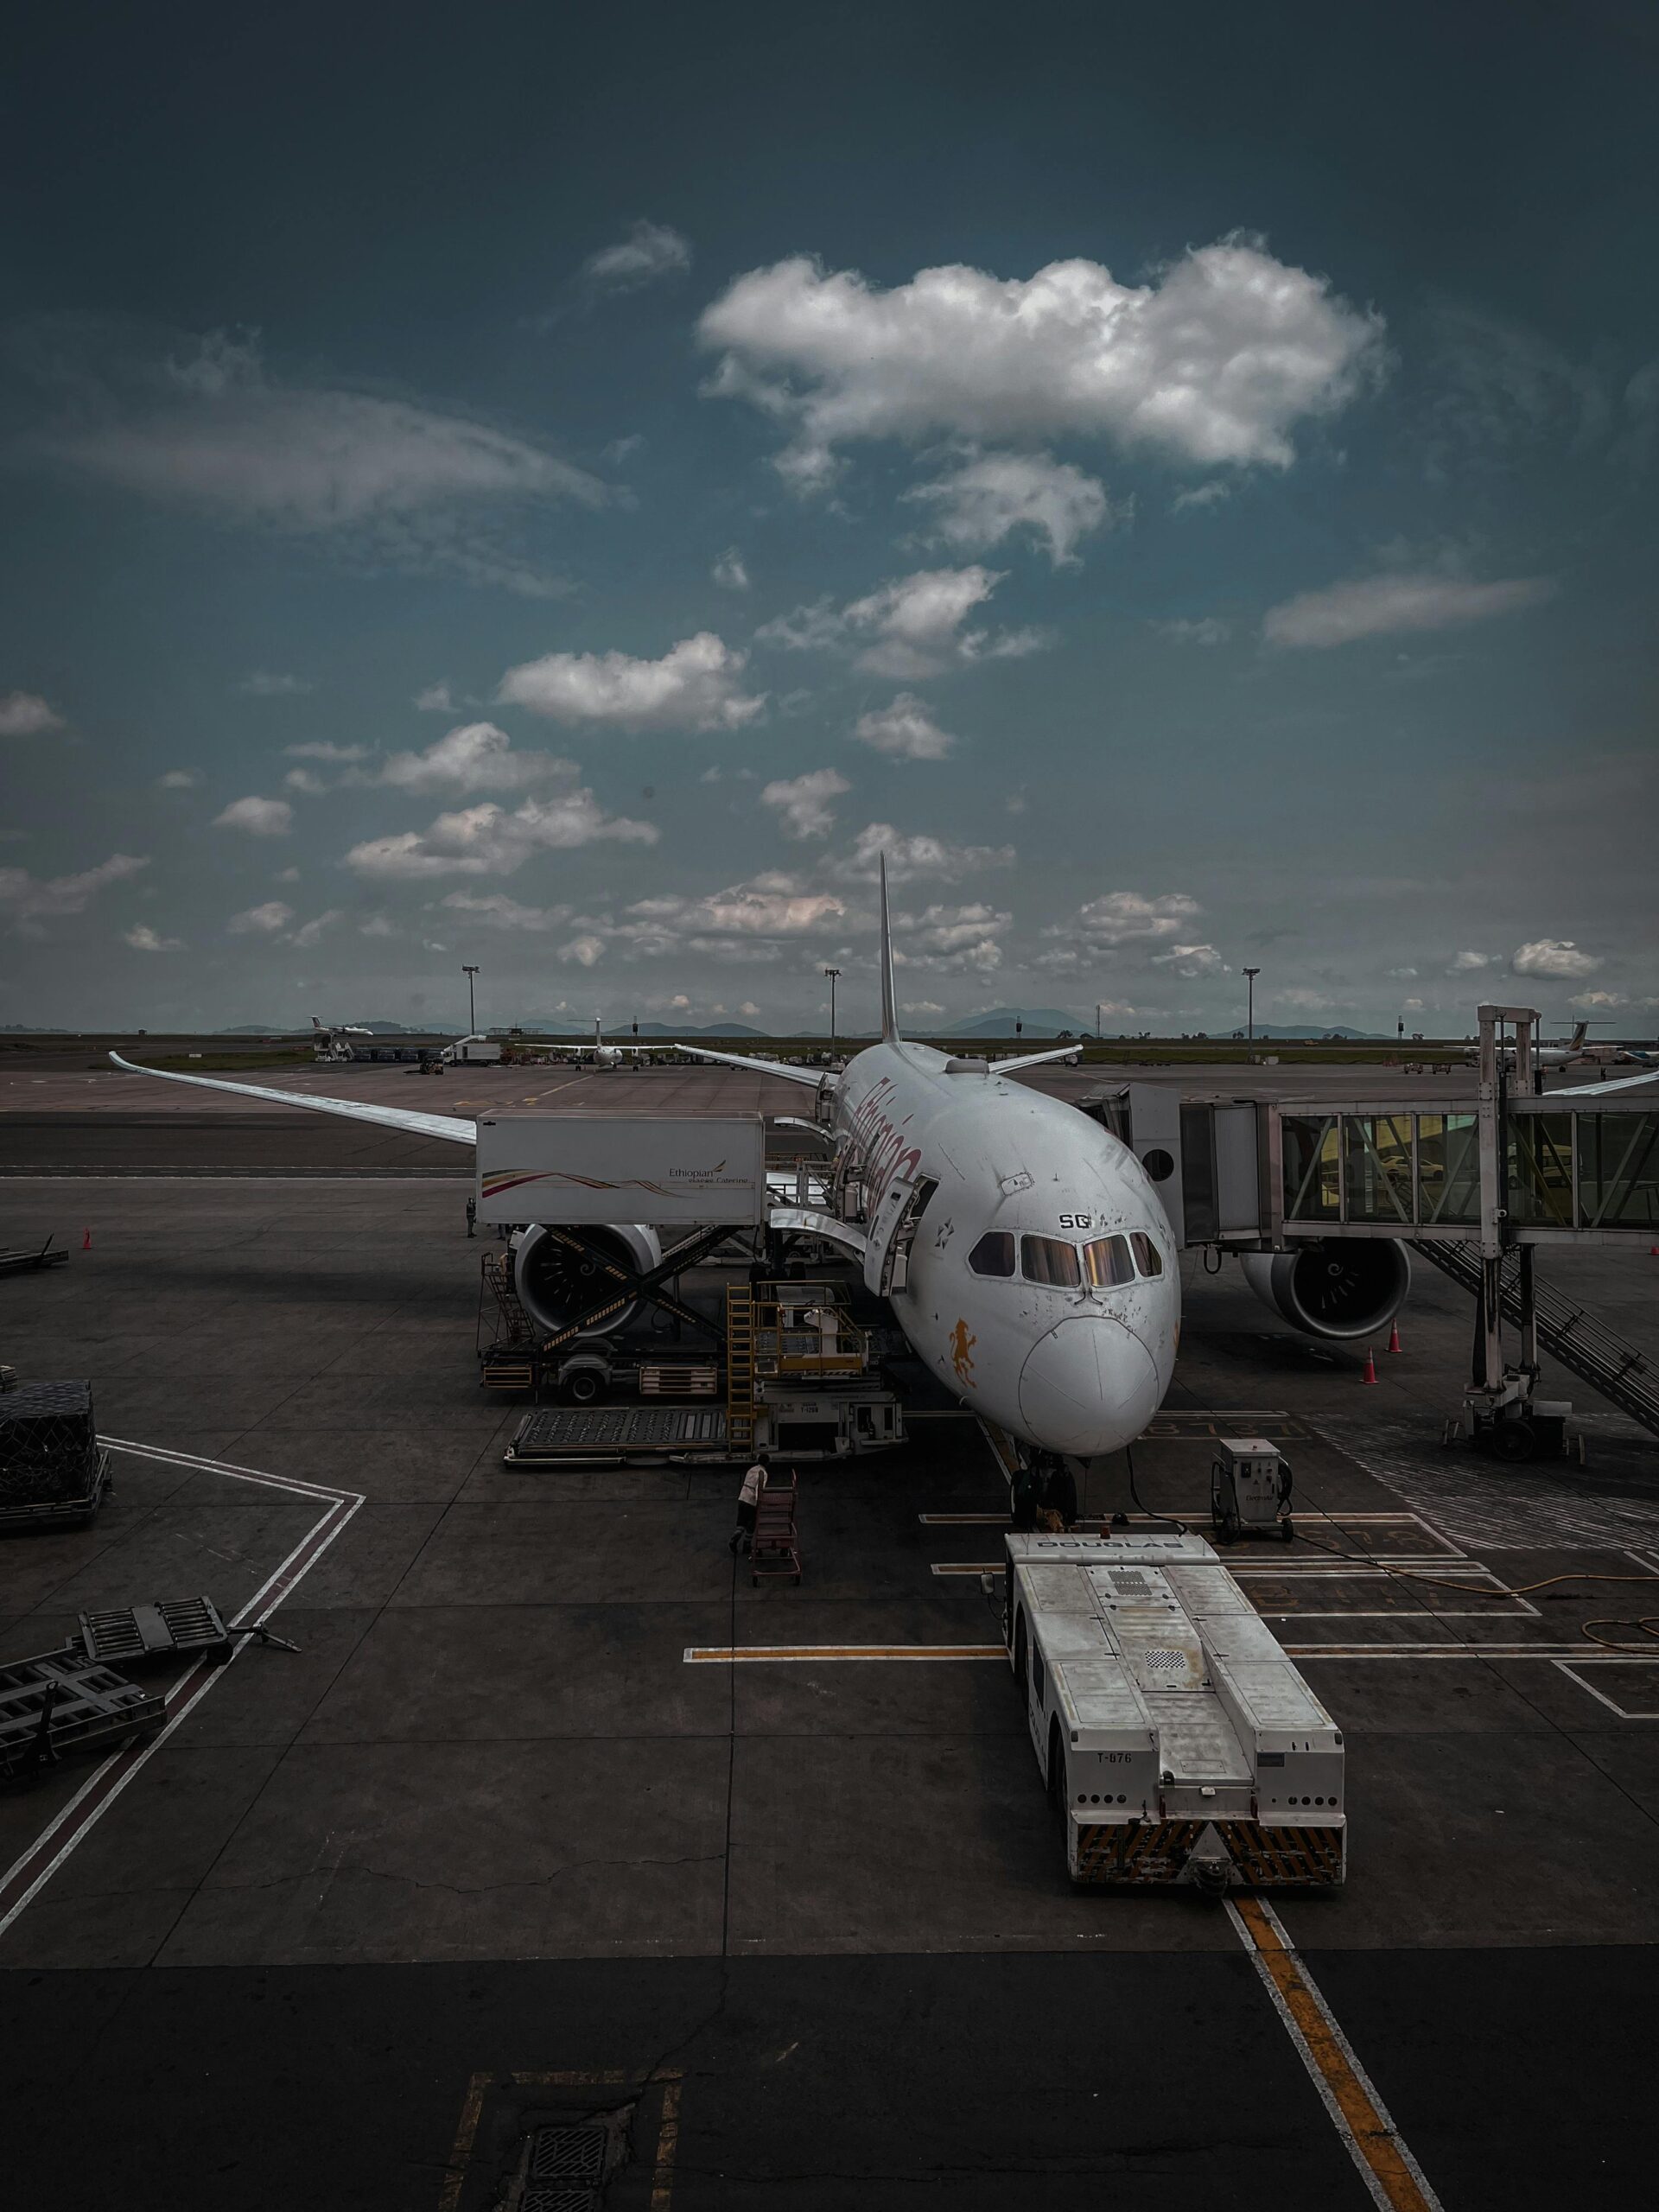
[994, 1045, 1084, 1075]
[108, 1052, 477, 1145]
[1548, 1068, 1659, 1098]
[672, 1042, 830, 1089]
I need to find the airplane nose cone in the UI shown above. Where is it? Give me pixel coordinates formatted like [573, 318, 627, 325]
[1018, 1317, 1161, 1457]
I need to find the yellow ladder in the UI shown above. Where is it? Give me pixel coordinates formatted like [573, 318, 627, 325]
[726, 1286, 757, 1450]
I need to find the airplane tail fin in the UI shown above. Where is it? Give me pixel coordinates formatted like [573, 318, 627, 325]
[1569, 1020, 1588, 1051]
[879, 854, 899, 1044]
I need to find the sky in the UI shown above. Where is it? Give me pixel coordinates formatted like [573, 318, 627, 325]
[3, 0, 1656, 1039]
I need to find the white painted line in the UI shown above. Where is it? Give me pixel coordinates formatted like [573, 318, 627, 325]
[0, 1440, 364, 1942]
[684, 1643, 1004, 1664]
[1551, 1660, 1659, 1719]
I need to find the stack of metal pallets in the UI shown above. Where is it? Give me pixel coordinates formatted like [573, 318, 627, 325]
[0, 1599, 234, 1788]
[0, 1380, 111, 1531]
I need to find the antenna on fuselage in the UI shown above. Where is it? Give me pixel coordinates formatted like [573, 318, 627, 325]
[878, 853, 899, 1045]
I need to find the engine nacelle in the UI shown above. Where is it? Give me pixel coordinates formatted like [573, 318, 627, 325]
[1238, 1239, 1410, 1342]
[512, 1223, 662, 1338]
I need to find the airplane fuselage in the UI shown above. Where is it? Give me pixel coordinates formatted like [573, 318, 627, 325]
[832, 1040, 1179, 1458]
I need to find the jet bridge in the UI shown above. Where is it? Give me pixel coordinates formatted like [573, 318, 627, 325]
[1084, 1003, 1659, 1438]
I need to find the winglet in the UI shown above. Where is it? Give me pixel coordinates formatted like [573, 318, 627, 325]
[879, 853, 899, 1044]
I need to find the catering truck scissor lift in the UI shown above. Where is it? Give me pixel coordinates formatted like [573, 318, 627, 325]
[1004, 1531, 1344, 1890]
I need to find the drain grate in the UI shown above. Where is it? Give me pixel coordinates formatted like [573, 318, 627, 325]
[1143, 1646, 1187, 1675]
[523, 2123, 607, 2211]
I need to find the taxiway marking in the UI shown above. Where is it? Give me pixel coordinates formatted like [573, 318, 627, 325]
[685, 1643, 1004, 1663]
[1227, 1894, 1444, 2212]
[0, 1439, 363, 1943]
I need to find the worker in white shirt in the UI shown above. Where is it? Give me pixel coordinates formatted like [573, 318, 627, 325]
[730, 1462, 767, 1554]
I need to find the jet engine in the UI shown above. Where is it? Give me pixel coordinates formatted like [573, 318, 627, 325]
[511, 1223, 662, 1338]
[1238, 1239, 1410, 1342]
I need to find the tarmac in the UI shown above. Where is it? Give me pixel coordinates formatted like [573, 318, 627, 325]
[1, 1055, 1656, 2209]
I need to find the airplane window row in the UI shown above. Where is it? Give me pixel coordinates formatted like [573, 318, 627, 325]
[967, 1230, 1164, 1285]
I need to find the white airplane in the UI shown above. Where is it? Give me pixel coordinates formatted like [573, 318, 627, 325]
[1463, 1020, 1612, 1071]
[311, 1017, 373, 1063]
[563, 1017, 652, 1071]
[108, 864, 1180, 1478]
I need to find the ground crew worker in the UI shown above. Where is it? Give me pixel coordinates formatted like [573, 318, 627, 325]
[730, 1462, 766, 1554]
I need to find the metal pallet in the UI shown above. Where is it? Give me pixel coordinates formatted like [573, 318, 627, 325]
[77, 1597, 232, 1669]
[0, 1648, 165, 1786]
[1414, 1240, 1659, 1436]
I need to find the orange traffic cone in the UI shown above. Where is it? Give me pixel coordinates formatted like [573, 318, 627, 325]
[1387, 1320, 1402, 1354]
[81, 1227, 92, 1250]
[1361, 1346, 1377, 1384]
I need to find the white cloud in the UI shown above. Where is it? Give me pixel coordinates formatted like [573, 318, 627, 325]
[1151, 616, 1230, 645]
[699, 239, 1382, 486]
[1451, 950, 1495, 972]
[31, 327, 606, 594]
[905, 449, 1111, 566]
[760, 768, 850, 840]
[836, 824, 1015, 883]
[895, 902, 1008, 972]
[1388, 965, 1419, 979]
[157, 768, 198, 788]
[122, 922, 182, 951]
[0, 690, 66, 737]
[287, 910, 342, 949]
[213, 794, 293, 836]
[359, 915, 396, 938]
[345, 782, 657, 880]
[1403, 997, 1425, 1013]
[851, 694, 957, 760]
[559, 933, 607, 966]
[284, 767, 327, 794]
[285, 741, 370, 762]
[273, 868, 300, 882]
[617, 876, 850, 955]
[228, 900, 294, 934]
[497, 632, 766, 732]
[1512, 938, 1600, 980]
[712, 547, 749, 590]
[235, 670, 310, 696]
[1172, 480, 1230, 514]
[440, 891, 572, 931]
[379, 721, 578, 793]
[1264, 572, 1556, 649]
[1274, 986, 1337, 1014]
[762, 566, 1040, 680]
[581, 220, 692, 293]
[0, 840, 144, 919]
[1151, 942, 1226, 976]
[1570, 989, 1623, 1010]
[1046, 891, 1203, 947]
[414, 683, 458, 713]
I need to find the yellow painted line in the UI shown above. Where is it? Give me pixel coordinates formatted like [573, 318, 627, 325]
[651, 2075, 683, 2210]
[1227, 1895, 1443, 2212]
[683, 1643, 1005, 1664]
[436, 2071, 490, 2212]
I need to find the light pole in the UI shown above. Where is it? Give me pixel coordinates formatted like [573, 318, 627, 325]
[461, 964, 479, 1033]
[1096, 1001, 1103, 1040]
[1243, 967, 1260, 1052]
[823, 967, 841, 1058]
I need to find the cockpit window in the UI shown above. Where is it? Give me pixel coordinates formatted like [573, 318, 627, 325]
[1131, 1231, 1164, 1278]
[968, 1230, 1015, 1278]
[1082, 1235, 1135, 1287]
[1021, 1235, 1082, 1287]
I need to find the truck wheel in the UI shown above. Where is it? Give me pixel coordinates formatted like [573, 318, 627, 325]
[564, 1367, 606, 1406]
